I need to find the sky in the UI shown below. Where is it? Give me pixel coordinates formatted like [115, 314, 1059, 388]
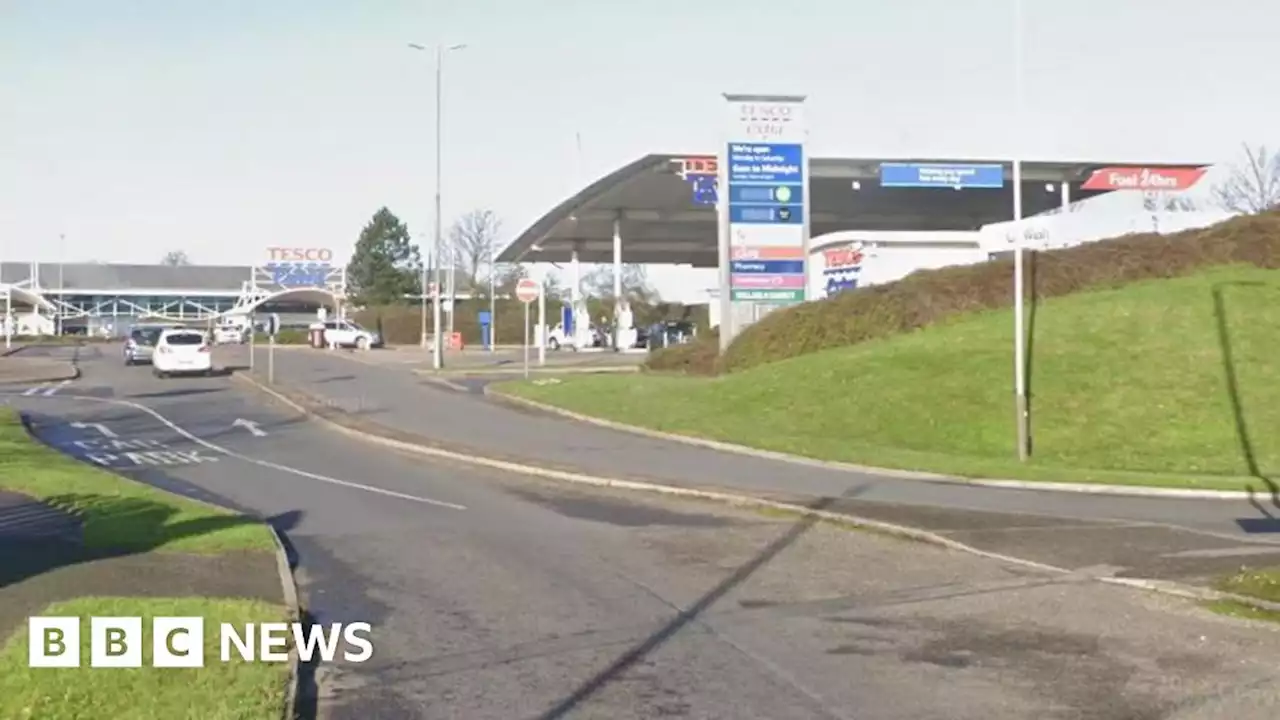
[2, 0, 1277, 301]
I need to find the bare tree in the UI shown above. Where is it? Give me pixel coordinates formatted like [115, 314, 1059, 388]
[582, 263, 657, 304]
[160, 250, 191, 266]
[1212, 143, 1280, 215]
[447, 209, 502, 292]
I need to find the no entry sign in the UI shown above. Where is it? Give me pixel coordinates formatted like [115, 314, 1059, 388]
[516, 279, 540, 303]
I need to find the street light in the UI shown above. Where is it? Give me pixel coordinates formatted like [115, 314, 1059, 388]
[408, 41, 467, 370]
[1011, 0, 1029, 461]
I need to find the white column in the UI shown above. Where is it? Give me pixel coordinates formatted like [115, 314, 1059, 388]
[612, 217, 623, 350]
[1060, 180, 1070, 209]
[537, 265, 547, 366]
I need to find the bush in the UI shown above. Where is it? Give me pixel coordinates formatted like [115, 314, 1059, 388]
[274, 328, 310, 345]
[693, 210, 1280, 374]
[643, 330, 721, 375]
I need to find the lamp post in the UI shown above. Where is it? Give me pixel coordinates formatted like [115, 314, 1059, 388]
[417, 232, 430, 347]
[488, 244, 496, 351]
[1011, 0, 1029, 461]
[56, 234, 65, 336]
[409, 41, 467, 369]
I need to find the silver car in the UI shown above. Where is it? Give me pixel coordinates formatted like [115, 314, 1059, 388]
[124, 324, 183, 365]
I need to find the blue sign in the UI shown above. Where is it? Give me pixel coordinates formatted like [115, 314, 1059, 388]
[729, 205, 803, 224]
[266, 263, 332, 288]
[728, 184, 804, 205]
[727, 143, 804, 183]
[731, 260, 805, 275]
[689, 175, 718, 205]
[879, 163, 1005, 189]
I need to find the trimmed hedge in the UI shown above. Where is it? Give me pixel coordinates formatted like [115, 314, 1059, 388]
[643, 329, 721, 374]
[648, 210, 1280, 375]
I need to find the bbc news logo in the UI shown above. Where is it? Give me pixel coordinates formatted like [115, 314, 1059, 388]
[28, 617, 374, 668]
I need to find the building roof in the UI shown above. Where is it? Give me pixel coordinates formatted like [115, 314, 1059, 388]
[497, 154, 1212, 267]
[0, 262, 252, 293]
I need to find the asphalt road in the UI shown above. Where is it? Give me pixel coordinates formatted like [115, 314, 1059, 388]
[8, 347, 1280, 719]
[244, 346, 1280, 540]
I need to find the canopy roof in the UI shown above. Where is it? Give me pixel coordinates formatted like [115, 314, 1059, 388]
[498, 154, 1211, 267]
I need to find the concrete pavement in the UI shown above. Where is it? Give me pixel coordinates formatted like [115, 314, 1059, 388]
[8, 346, 1280, 718]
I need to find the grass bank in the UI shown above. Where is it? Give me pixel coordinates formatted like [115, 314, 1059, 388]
[497, 267, 1280, 491]
[0, 410, 273, 552]
[0, 596, 290, 720]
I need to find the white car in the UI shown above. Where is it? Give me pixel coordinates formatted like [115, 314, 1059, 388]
[152, 328, 214, 377]
[213, 325, 245, 344]
[322, 320, 380, 350]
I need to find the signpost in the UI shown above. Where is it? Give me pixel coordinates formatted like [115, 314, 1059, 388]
[516, 278, 540, 378]
[265, 313, 280, 385]
[718, 94, 809, 352]
[879, 162, 1005, 189]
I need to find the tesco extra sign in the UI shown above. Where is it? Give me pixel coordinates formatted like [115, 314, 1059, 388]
[267, 247, 334, 263]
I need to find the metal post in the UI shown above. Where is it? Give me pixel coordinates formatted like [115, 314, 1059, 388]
[432, 44, 445, 370]
[612, 217, 623, 350]
[523, 300, 530, 379]
[489, 245, 496, 351]
[268, 333, 276, 385]
[1012, 0, 1029, 461]
[248, 314, 255, 371]
[420, 235, 429, 348]
[537, 270, 546, 367]
[56, 234, 64, 337]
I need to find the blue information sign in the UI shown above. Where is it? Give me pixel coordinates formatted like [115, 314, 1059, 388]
[879, 163, 1005, 189]
[727, 143, 804, 183]
[731, 260, 805, 275]
[266, 263, 332, 288]
[729, 205, 803, 224]
[727, 184, 804, 204]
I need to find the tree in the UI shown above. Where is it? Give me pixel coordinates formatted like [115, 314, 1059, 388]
[448, 209, 503, 293]
[1212, 143, 1280, 215]
[582, 263, 657, 305]
[345, 207, 422, 306]
[160, 250, 190, 266]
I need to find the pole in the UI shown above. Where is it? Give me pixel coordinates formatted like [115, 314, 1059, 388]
[537, 271, 546, 367]
[56, 234, 65, 336]
[489, 245, 496, 351]
[268, 333, 276, 385]
[432, 44, 445, 370]
[523, 300, 530, 379]
[1012, 0, 1029, 461]
[248, 314, 255, 371]
[420, 235, 428, 347]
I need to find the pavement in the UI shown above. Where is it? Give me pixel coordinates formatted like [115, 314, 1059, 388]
[0, 343, 81, 387]
[319, 344, 646, 375]
[6, 343, 1280, 718]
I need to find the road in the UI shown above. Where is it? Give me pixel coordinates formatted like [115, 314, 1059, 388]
[7, 346, 1280, 719]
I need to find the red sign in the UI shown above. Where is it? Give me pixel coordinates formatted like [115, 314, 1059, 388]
[822, 244, 865, 270]
[671, 156, 717, 179]
[515, 278, 540, 303]
[267, 247, 334, 262]
[1081, 167, 1206, 191]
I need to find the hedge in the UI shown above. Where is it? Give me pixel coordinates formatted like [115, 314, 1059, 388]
[644, 210, 1280, 375]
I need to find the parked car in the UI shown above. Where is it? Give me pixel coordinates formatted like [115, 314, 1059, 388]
[152, 328, 213, 377]
[212, 324, 245, 344]
[124, 323, 184, 366]
[321, 320, 381, 350]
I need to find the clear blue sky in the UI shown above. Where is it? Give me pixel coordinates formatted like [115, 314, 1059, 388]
[2, 0, 1275, 299]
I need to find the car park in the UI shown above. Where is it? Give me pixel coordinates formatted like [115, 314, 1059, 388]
[151, 328, 214, 377]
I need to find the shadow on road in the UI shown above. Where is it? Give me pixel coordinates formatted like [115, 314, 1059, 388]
[129, 387, 225, 400]
[535, 485, 871, 719]
[1212, 282, 1280, 534]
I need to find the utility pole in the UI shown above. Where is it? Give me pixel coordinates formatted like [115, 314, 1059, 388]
[409, 41, 467, 369]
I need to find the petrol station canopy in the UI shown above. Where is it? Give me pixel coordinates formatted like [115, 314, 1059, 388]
[497, 154, 1212, 268]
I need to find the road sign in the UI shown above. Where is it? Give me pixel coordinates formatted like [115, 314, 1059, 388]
[879, 163, 1005, 189]
[724, 136, 808, 306]
[1081, 166, 1206, 191]
[515, 279, 540, 303]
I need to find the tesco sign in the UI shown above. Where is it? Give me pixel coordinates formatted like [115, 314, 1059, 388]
[267, 247, 334, 263]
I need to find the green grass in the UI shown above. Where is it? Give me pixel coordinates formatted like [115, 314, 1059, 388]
[0, 596, 290, 720]
[496, 266, 1280, 491]
[0, 410, 273, 552]
[1215, 567, 1280, 603]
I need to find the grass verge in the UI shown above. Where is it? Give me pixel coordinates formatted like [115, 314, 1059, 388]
[0, 596, 290, 720]
[1205, 567, 1280, 623]
[496, 267, 1280, 491]
[0, 409, 273, 552]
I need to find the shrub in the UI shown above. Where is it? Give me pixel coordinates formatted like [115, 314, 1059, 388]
[703, 210, 1280, 374]
[643, 330, 721, 375]
[274, 328, 310, 345]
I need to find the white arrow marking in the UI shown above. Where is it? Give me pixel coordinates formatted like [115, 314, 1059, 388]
[232, 418, 267, 437]
[70, 421, 117, 438]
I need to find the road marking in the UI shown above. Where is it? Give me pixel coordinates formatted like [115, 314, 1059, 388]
[232, 417, 267, 437]
[25, 393, 466, 511]
[70, 421, 117, 438]
[42, 379, 72, 396]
